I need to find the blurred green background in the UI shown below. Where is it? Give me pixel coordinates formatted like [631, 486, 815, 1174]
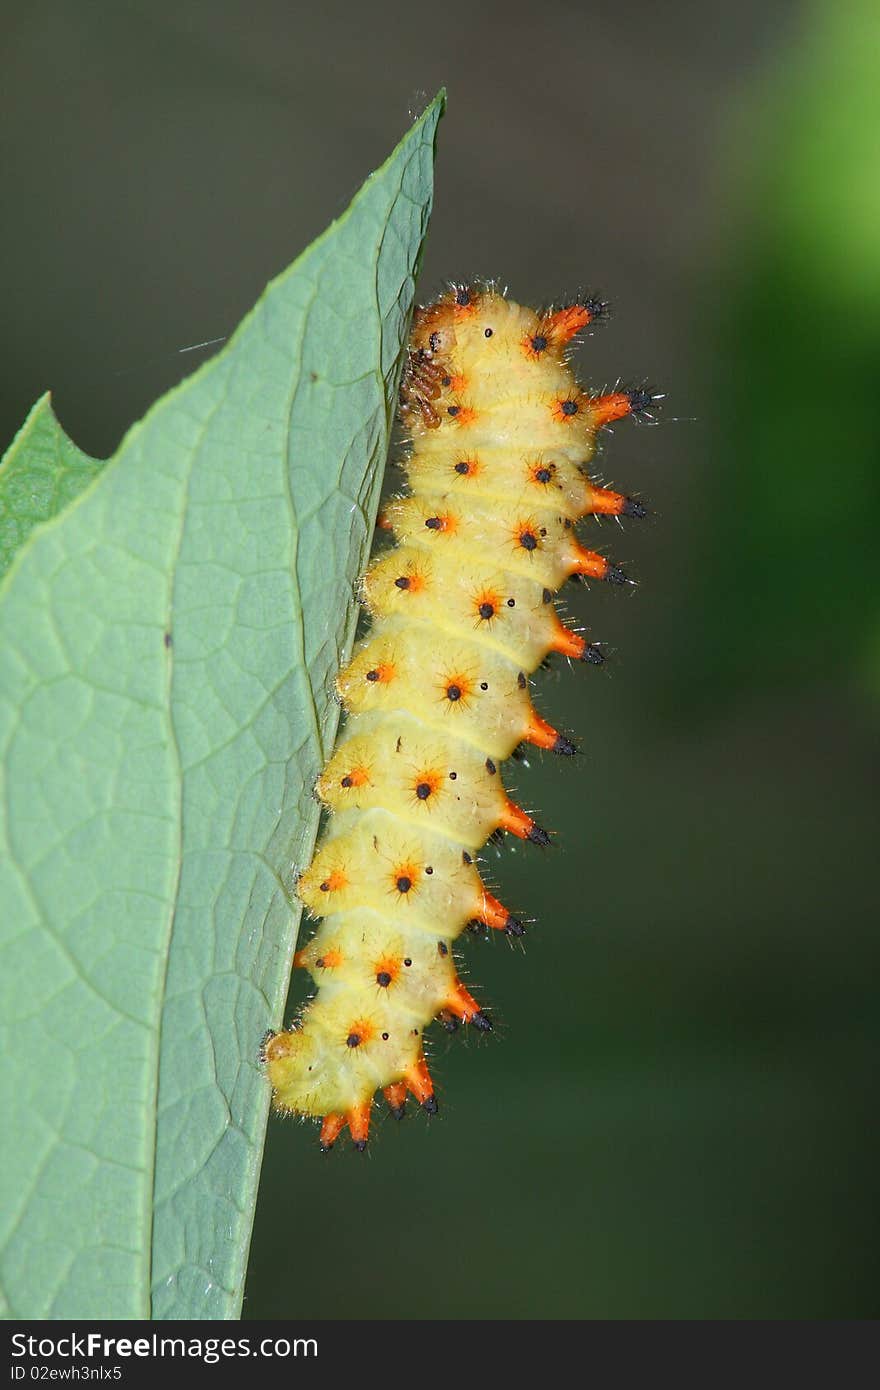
[3, 0, 877, 1320]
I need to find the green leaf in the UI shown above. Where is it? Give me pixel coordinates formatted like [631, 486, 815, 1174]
[0, 92, 443, 1321]
[0, 394, 104, 579]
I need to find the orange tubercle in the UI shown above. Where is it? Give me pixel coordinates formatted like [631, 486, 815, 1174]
[568, 544, 630, 587]
[498, 799, 551, 846]
[588, 391, 638, 428]
[451, 457, 480, 479]
[549, 617, 587, 660]
[347, 1100, 372, 1151]
[339, 765, 369, 789]
[369, 662, 396, 684]
[445, 980, 489, 1028]
[525, 710, 576, 757]
[475, 889, 511, 931]
[390, 860, 420, 896]
[473, 588, 502, 622]
[439, 671, 472, 706]
[411, 768, 444, 802]
[523, 710, 562, 752]
[542, 303, 594, 345]
[528, 459, 558, 487]
[583, 483, 627, 516]
[374, 954, 401, 986]
[581, 483, 647, 520]
[400, 571, 426, 593]
[383, 1081, 408, 1118]
[568, 545, 610, 580]
[452, 287, 479, 319]
[313, 949, 344, 970]
[319, 1113, 345, 1151]
[404, 1054, 437, 1110]
[424, 511, 457, 535]
[319, 869, 348, 893]
[345, 1018, 375, 1048]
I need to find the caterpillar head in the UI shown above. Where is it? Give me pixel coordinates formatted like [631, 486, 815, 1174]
[410, 299, 456, 362]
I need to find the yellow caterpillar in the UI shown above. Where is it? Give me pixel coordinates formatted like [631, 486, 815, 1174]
[263, 284, 651, 1150]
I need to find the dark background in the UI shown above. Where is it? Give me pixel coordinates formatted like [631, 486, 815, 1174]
[3, 0, 877, 1320]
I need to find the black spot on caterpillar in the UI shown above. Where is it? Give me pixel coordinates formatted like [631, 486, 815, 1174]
[263, 283, 652, 1150]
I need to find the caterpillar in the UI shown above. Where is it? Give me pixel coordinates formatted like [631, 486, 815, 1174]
[263, 283, 653, 1151]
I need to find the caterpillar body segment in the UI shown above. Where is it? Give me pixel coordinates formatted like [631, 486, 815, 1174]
[335, 623, 567, 759]
[296, 812, 516, 935]
[383, 492, 620, 590]
[362, 550, 590, 667]
[264, 284, 650, 1149]
[315, 713, 540, 849]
